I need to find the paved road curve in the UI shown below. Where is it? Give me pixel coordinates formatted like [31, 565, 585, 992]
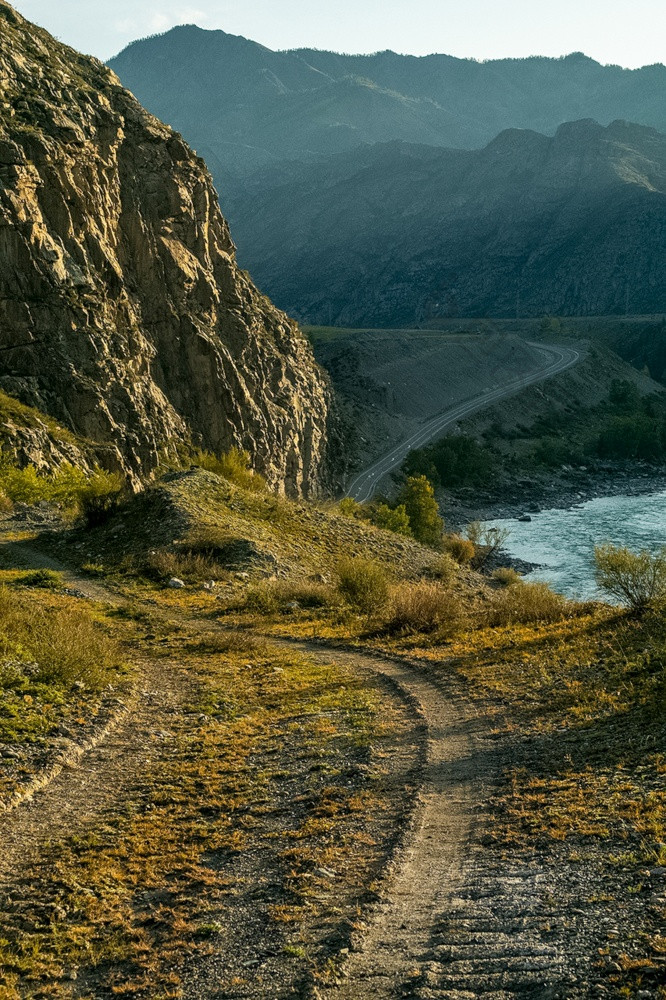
[345, 342, 580, 502]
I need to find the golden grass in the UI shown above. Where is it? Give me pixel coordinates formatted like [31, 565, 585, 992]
[0, 628, 411, 998]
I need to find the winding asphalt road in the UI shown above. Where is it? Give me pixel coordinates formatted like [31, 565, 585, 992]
[345, 342, 581, 502]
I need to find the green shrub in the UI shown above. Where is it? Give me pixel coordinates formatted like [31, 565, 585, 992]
[492, 567, 522, 587]
[0, 460, 123, 518]
[338, 497, 362, 519]
[0, 586, 121, 689]
[372, 502, 412, 536]
[396, 475, 443, 548]
[16, 569, 63, 590]
[381, 581, 461, 635]
[594, 543, 666, 611]
[337, 557, 390, 615]
[443, 533, 475, 565]
[193, 448, 267, 492]
[487, 580, 569, 626]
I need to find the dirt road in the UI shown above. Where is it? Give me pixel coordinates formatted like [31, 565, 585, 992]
[0, 541, 598, 997]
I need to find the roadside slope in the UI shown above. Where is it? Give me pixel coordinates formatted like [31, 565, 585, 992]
[346, 342, 580, 500]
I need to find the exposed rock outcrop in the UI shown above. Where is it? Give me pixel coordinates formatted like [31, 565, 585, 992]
[0, 1, 333, 495]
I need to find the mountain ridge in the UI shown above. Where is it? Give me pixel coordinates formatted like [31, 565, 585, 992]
[109, 26, 666, 186]
[226, 118, 666, 324]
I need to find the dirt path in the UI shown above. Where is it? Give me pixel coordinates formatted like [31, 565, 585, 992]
[295, 644, 481, 999]
[0, 657, 186, 881]
[0, 539, 597, 997]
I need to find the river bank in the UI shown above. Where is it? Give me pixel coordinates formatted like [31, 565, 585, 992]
[444, 461, 666, 531]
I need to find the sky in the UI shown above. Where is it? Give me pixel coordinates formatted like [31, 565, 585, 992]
[11, 0, 666, 68]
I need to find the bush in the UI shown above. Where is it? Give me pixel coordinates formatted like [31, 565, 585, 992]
[0, 460, 124, 519]
[466, 522, 511, 570]
[492, 567, 522, 587]
[443, 533, 475, 565]
[337, 558, 390, 615]
[487, 580, 569, 626]
[372, 503, 412, 536]
[338, 497, 362, 519]
[246, 579, 334, 614]
[396, 476, 443, 548]
[0, 586, 121, 689]
[381, 581, 461, 635]
[16, 569, 63, 590]
[594, 543, 666, 611]
[425, 554, 459, 585]
[193, 448, 267, 492]
[140, 549, 224, 583]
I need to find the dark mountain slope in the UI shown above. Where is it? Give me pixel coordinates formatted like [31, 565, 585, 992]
[226, 120, 666, 325]
[0, 1, 333, 495]
[109, 28, 666, 184]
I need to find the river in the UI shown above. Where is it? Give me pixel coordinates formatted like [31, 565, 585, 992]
[485, 489, 666, 601]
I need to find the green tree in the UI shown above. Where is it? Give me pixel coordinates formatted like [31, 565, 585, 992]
[372, 503, 412, 536]
[397, 475, 444, 548]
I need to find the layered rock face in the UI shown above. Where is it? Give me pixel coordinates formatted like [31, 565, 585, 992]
[0, 1, 333, 495]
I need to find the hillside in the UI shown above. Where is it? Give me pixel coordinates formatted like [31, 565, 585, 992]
[109, 27, 666, 185]
[228, 121, 666, 325]
[0, 468, 664, 998]
[0, 1, 333, 495]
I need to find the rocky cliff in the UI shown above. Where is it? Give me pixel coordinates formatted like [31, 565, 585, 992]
[0, 1, 333, 495]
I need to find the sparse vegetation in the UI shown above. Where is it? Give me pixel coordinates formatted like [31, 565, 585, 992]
[192, 447, 267, 492]
[594, 543, 666, 611]
[337, 557, 390, 614]
[381, 581, 461, 635]
[246, 578, 334, 613]
[0, 586, 121, 694]
[0, 460, 124, 518]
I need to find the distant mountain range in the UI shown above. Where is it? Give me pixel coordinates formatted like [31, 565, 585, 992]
[228, 120, 666, 324]
[109, 27, 666, 183]
[109, 28, 666, 324]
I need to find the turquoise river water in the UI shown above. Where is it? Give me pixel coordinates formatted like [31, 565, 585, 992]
[485, 489, 666, 601]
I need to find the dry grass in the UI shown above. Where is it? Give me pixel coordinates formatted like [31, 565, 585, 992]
[491, 566, 522, 587]
[337, 557, 390, 615]
[380, 581, 462, 635]
[485, 579, 571, 626]
[0, 585, 121, 689]
[246, 578, 336, 613]
[442, 533, 475, 565]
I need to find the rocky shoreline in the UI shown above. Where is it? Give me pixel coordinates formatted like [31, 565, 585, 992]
[445, 462, 666, 531]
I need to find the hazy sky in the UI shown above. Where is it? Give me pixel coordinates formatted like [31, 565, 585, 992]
[11, 0, 666, 67]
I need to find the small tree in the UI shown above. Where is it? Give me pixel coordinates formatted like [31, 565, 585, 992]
[397, 475, 444, 548]
[594, 543, 666, 611]
[372, 503, 412, 536]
